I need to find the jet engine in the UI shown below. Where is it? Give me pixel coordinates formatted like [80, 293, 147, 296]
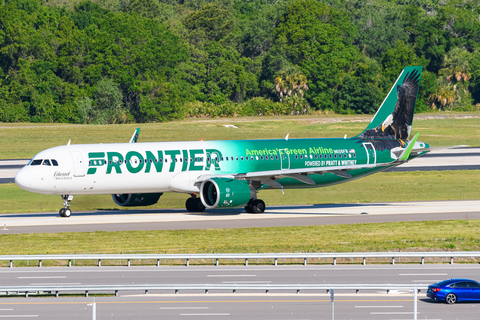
[200, 178, 253, 209]
[112, 193, 163, 207]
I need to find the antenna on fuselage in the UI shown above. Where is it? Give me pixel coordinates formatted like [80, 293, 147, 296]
[285, 134, 289, 141]
[67, 140, 71, 146]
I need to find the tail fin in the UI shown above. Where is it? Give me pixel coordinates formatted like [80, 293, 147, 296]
[357, 66, 422, 142]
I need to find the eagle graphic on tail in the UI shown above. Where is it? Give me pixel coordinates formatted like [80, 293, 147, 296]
[357, 69, 421, 151]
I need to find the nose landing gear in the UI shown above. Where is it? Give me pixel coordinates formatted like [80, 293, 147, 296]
[59, 195, 73, 217]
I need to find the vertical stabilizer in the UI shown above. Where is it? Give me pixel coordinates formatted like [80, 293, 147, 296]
[357, 66, 422, 142]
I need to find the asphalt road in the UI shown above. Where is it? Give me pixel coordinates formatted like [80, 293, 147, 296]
[1, 265, 479, 319]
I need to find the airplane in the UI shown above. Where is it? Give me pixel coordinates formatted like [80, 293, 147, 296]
[15, 66, 433, 217]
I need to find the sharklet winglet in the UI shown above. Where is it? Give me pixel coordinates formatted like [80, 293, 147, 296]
[129, 128, 140, 143]
[399, 133, 419, 161]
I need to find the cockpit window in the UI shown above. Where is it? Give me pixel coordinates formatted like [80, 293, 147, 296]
[52, 159, 59, 166]
[31, 159, 43, 166]
[43, 160, 51, 166]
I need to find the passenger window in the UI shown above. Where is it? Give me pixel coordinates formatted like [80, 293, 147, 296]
[241, 156, 244, 161]
[300, 155, 303, 159]
[236, 157, 239, 161]
[295, 155, 298, 159]
[275, 156, 278, 160]
[344, 154, 347, 158]
[245, 157, 248, 161]
[329, 154, 332, 158]
[260, 156, 264, 160]
[256, 156, 259, 160]
[190, 158, 193, 162]
[319, 155, 323, 159]
[226, 157, 228, 161]
[31, 159, 43, 166]
[52, 159, 59, 166]
[43, 160, 51, 166]
[353, 154, 356, 158]
[270, 156, 273, 160]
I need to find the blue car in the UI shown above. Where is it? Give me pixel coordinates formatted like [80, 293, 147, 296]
[427, 279, 480, 304]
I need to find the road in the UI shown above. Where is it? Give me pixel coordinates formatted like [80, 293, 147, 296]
[0, 264, 479, 319]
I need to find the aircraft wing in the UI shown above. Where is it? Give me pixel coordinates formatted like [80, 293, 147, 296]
[195, 161, 386, 189]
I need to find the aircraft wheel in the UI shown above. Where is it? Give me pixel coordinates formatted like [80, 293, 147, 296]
[193, 198, 206, 212]
[185, 198, 195, 212]
[251, 199, 265, 214]
[59, 208, 65, 217]
[244, 205, 253, 213]
[63, 208, 72, 218]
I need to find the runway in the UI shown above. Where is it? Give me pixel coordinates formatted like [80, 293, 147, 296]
[0, 265, 479, 319]
[1, 200, 479, 234]
[1, 147, 480, 184]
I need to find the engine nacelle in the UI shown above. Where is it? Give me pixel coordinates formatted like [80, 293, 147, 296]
[200, 178, 252, 209]
[112, 193, 162, 207]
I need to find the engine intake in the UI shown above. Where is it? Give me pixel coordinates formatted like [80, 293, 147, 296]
[112, 193, 162, 207]
[200, 178, 252, 209]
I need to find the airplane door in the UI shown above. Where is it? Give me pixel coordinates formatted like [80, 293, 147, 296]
[70, 151, 85, 177]
[362, 143, 376, 165]
[279, 149, 290, 170]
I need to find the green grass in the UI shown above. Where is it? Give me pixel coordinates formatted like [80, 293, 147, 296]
[0, 220, 479, 258]
[1, 113, 479, 159]
[1, 170, 479, 213]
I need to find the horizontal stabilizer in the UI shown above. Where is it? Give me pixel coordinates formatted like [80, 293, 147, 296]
[399, 133, 419, 161]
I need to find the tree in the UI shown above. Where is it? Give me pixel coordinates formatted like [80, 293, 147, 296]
[263, 0, 359, 110]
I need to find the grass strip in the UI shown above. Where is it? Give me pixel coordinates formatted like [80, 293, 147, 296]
[1, 115, 479, 159]
[0, 220, 479, 258]
[1, 170, 479, 213]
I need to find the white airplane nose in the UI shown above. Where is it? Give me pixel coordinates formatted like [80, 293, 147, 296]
[15, 167, 32, 191]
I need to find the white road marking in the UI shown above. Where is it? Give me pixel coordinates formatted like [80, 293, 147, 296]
[0, 309, 13, 311]
[180, 314, 229, 316]
[29, 282, 80, 285]
[355, 306, 403, 308]
[399, 273, 447, 276]
[222, 281, 272, 284]
[207, 275, 256, 277]
[371, 312, 414, 315]
[160, 307, 208, 310]
[0, 316, 38, 318]
[18, 276, 66, 279]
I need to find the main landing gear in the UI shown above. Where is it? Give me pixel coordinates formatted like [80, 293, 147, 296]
[245, 199, 266, 214]
[185, 195, 206, 212]
[59, 195, 73, 217]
